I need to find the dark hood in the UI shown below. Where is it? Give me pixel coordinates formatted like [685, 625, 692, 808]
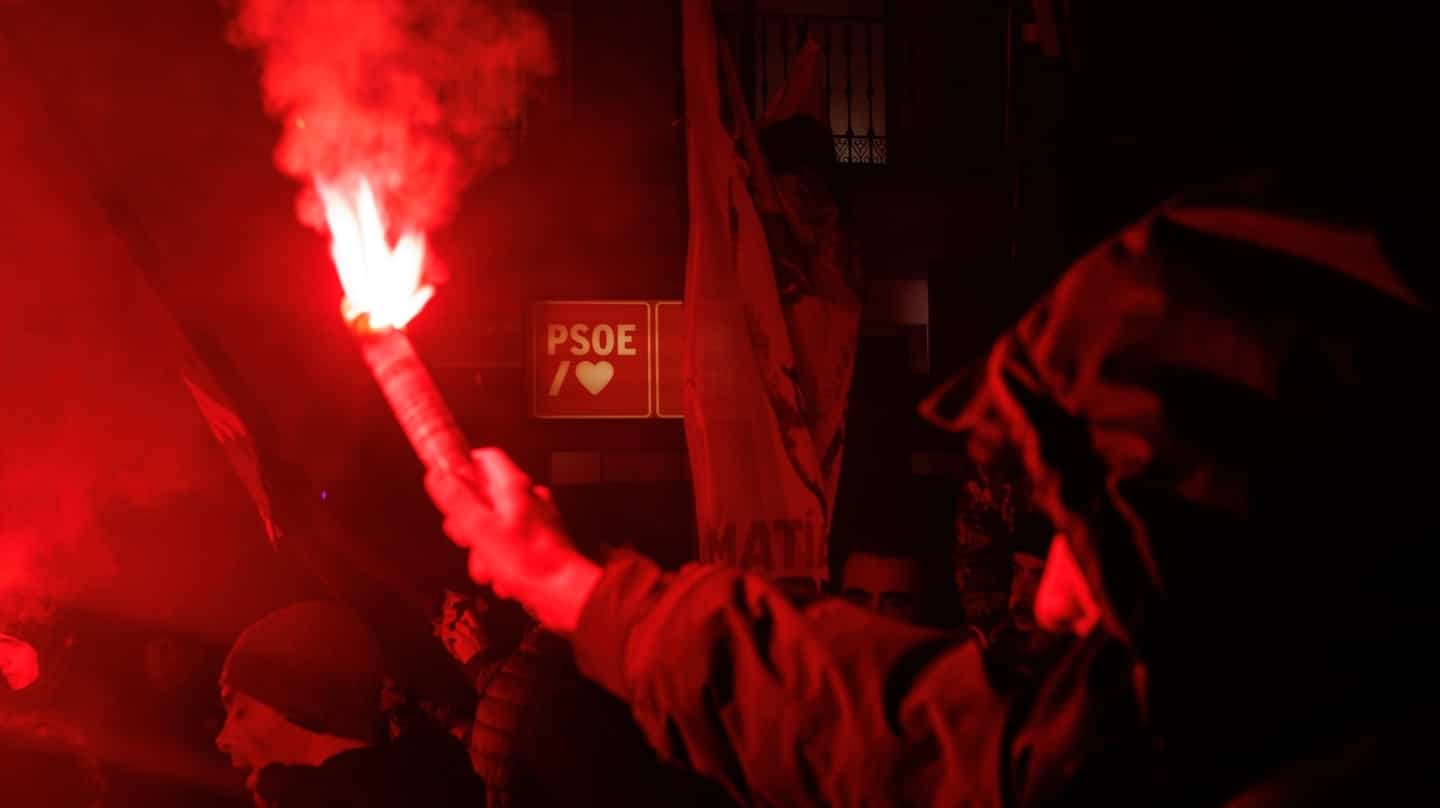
[923, 176, 1437, 663]
[254, 728, 485, 807]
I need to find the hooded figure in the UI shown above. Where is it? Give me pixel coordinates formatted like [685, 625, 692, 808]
[924, 175, 1439, 802]
[531, 175, 1438, 807]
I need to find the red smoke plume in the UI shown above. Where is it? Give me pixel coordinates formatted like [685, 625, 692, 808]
[226, 0, 553, 235]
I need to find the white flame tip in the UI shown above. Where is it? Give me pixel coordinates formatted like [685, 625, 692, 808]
[319, 177, 432, 330]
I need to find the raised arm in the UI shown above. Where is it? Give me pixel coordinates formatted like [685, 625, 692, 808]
[425, 450, 1014, 805]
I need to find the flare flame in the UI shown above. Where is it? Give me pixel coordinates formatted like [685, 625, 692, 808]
[317, 177, 432, 330]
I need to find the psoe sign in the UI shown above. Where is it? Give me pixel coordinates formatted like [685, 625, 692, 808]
[532, 301, 653, 419]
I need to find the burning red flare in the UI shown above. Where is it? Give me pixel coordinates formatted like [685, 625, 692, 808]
[317, 177, 433, 330]
[317, 176, 471, 473]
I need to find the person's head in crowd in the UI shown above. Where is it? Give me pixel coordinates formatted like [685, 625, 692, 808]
[0, 715, 105, 808]
[950, 466, 1028, 634]
[432, 588, 530, 669]
[840, 550, 927, 624]
[831, 481, 957, 627]
[1006, 505, 1053, 635]
[953, 564, 1008, 632]
[216, 602, 384, 788]
[433, 590, 490, 667]
[989, 501, 1067, 676]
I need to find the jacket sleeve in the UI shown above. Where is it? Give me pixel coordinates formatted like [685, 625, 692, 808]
[571, 553, 1014, 807]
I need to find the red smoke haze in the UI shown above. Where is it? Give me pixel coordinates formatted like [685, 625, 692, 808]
[227, 0, 553, 236]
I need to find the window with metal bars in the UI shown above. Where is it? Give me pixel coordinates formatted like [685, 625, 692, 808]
[729, 12, 928, 167]
[761, 14, 881, 164]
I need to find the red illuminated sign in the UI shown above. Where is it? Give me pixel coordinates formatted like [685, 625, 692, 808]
[532, 301, 652, 419]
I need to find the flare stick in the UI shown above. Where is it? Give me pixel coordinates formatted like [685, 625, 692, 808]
[352, 322, 470, 473]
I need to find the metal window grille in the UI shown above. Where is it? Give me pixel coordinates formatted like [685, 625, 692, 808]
[759, 14, 883, 164]
[728, 13, 929, 167]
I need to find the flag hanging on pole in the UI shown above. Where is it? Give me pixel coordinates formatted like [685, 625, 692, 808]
[180, 347, 283, 547]
[681, 0, 862, 586]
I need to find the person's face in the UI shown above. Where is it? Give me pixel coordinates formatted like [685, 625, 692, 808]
[215, 685, 298, 776]
[433, 591, 490, 665]
[841, 553, 925, 623]
[1008, 552, 1047, 631]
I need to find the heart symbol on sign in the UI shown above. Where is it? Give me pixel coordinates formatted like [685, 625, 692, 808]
[575, 361, 615, 396]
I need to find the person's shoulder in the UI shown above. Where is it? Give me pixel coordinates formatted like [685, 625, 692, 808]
[275, 731, 484, 807]
[383, 725, 477, 769]
[381, 729, 487, 805]
[254, 760, 331, 805]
